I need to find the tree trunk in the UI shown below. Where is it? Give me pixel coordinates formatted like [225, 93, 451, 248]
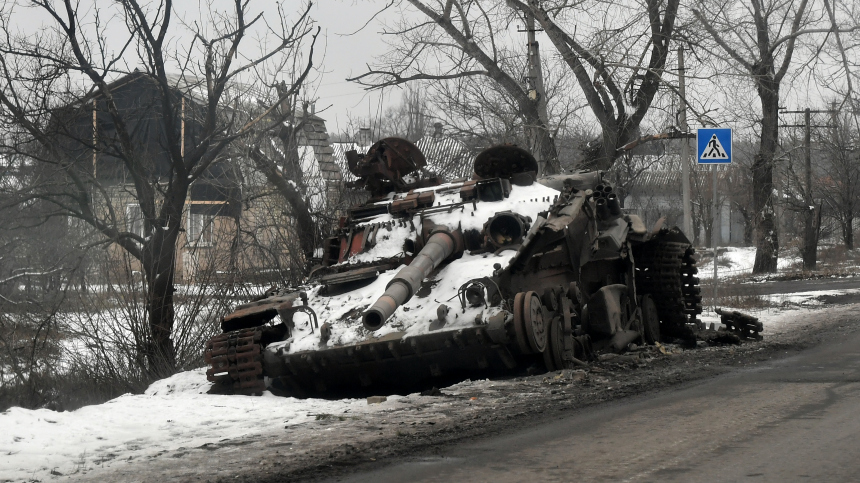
[752, 80, 780, 273]
[802, 206, 817, 270]
[142, 226, 180, 377]
[703, 219, 713, 248]
[525, 115, 561, 175]
[575, 113, 636, 173]
[802, 109, 817, 271]
[844, 216, 853, 250]
[735, 203, 754, 245]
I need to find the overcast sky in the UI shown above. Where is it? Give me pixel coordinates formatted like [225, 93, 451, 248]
[6, 0, 399, 136]
[304, 0, 397, 135]
[7, 0, 848, 139]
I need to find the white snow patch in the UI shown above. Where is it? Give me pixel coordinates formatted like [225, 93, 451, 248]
[699, 246, 801, 279]
[0, 369, 387, 482]
[699, 288, 860, 335]
[280, 182, 560, 355]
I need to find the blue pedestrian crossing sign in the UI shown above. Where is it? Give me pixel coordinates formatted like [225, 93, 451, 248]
[697, 128, 732, 164]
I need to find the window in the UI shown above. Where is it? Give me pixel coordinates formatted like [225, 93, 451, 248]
[187, 211, 215, 246]
[126, 204, 145, 239]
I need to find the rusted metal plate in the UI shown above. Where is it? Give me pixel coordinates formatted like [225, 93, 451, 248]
[348, 137, 426, 179]
[223, 302, 284, 323]
[204, 328, 266, 395]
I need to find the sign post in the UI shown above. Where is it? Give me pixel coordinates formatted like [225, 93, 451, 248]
[697, 128, 732, 309]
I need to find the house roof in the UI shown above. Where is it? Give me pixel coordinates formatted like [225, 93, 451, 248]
[613, 154, 735, 192]
[295, 114, 342, 183]
[416, 135, 474, 180]
[330, 142, 365, 182]
[89, 71, 339, 170]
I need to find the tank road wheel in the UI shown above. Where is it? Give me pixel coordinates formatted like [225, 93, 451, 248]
[513, 292, 532, 354]
[523, 291, 547, 353]
[641, 295, 660, 345]
[559, 296, 579, 366]
[543, 317, 565, 371]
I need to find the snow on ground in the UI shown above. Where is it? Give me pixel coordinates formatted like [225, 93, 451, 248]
[700, 288, 860, 335]
[0, 371, 403, 482]
[698, 246, 801, 279]
[4, 287, 860, 482]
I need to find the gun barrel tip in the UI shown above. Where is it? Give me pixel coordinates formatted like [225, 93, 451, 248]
[363, 309, 385, 331]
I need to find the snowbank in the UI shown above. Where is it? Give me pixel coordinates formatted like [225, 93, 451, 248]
[0, 370, 393, 482]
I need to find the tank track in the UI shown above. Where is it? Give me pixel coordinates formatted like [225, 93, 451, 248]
[204, 327, 266, 395]
[634, 240, 703, 334]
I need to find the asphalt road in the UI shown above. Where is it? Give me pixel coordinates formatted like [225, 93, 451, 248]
[331, 317, 860, 482]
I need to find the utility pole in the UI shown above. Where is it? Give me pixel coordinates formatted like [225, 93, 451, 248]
[678, 47, 692, 240]
[522, 13, 552, 174]
[780, 107, 835, 270]
[802, 108, 815, 270]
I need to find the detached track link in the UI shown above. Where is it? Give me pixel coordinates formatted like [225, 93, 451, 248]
[635, 241, 703, 330]
[204, 327, 265, 395]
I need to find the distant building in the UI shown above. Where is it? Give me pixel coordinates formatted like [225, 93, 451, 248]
[416, 123, 474, 180]
[614, 147, 747, 246]
[57, 72, 342, 284]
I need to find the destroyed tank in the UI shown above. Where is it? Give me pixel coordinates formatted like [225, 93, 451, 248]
[204, 138, 702, 397]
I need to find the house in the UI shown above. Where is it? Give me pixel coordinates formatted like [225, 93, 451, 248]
[56, 71, 342, 285]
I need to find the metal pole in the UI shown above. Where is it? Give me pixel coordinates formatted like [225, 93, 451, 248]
[678, 47, 692, 239]
[181, 97, 186, 160]
[803, 107, 815, 270]
[525, 12, 550, 174]
[712, 164, 718, 307]
[92, 98, 97, 178]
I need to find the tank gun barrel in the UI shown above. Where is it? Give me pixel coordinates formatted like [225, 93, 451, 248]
[363, 229, 460, 331]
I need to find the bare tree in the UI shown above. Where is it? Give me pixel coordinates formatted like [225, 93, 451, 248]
[515, 0, 681, 171]
[0, 1, 318, 377]
[725, 137, 759, 246]
[348, 0, 562, 174]
[692, 0, 856, 273]
[244, 102, 325, 265]
[818, 109, 860, 249]
[426, 54, 586, 170]
[351, 0, 681, 175]
[399, 86, 434, 142]
[337, 85, 435, 142]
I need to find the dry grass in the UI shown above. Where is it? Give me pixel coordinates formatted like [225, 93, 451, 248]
[710, 294, 773, 311]
[695, 248, 733, 268]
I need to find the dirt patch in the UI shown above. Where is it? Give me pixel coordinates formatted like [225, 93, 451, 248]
[74, 305, 860, 483]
